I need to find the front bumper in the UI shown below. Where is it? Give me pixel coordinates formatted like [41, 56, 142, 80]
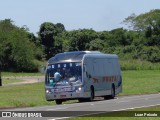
[46, 91, 87, 101]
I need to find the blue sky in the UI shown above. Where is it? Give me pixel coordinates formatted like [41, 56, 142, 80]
[0, 0, 160, 35]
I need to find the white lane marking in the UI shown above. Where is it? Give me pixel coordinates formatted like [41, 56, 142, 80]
[112, 103, 160, 112]
[116, 100, 130, 103]
[116, 97, 149, 103]
[47, 107, 68, 111]
[48, 117, 70, 120]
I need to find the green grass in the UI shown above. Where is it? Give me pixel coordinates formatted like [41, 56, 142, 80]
[0, 82, 77, 108]
[1, 72, 43, 76]
[0, 70, 159, 109]
[120, 70, 160, 95]
[3, 79, 23, 84]
[69, 106, 160, 120]
[0, 82, 53, 108]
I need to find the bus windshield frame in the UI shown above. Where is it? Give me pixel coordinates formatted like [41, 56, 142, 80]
[45, 62, 82, 86]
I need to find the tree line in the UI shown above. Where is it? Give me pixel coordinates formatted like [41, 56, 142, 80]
[0, 9, 160, 72]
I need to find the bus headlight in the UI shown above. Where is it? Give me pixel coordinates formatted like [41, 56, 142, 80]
[46, 89, 51, 94]
[78, 87, 82, 91]
[76, 87, 82, 92]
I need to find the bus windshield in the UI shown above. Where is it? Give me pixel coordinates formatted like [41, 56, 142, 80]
[45, 62, 82, 86]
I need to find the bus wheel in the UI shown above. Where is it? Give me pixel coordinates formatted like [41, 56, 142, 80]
[104, 85, 115, 100]
[104, 95, 110, 100]
[88, 86, 94, 101]
[55, 100, 62, 105]
[110, 85, 115, 99]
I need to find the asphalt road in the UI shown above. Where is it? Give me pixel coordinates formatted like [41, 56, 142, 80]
[0, 93, 160, 120]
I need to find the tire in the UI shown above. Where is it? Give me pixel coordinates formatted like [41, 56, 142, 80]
[104, 85, 115, 100]
[87, 87, 94, 102]
[110, 85, 115, 99]
[55, 99, 62, 105]
[104, 95, 110, 100]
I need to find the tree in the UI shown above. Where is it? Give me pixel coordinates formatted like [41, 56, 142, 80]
[56, 23, 65, 33]
[123, 9, 160, 32]
[39, 22, 66, 59]
[54, 23, 66, 53]
[89, 38, 104, 51]
[63, 29, 98, 51]
[110, 28, 129, 46]
[0, 19, 41, 72]
[123, 9, 160, 52]
[39, 22, 56, 47]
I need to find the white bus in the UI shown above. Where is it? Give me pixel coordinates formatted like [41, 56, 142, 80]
[45, 51, 122, 104]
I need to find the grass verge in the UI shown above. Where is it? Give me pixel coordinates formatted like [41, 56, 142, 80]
[120, 60, 160, 70]
[120, 70, 160, 95]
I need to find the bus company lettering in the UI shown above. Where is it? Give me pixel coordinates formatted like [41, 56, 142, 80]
[103, 76, 117, 82]
[92, 76, 117, 83]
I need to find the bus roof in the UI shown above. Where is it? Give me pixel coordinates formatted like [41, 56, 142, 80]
[48, 51, 101, 64]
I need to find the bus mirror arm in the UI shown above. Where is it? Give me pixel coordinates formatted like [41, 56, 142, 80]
[88, 74, 91, 78]
[86, 72, 88, 78]
[86, 72, 91, 78]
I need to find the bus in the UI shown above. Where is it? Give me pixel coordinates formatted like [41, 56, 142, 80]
[45, 51, 122, 104]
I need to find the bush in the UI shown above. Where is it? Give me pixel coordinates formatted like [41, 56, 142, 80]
[141, 46, 160, 63]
